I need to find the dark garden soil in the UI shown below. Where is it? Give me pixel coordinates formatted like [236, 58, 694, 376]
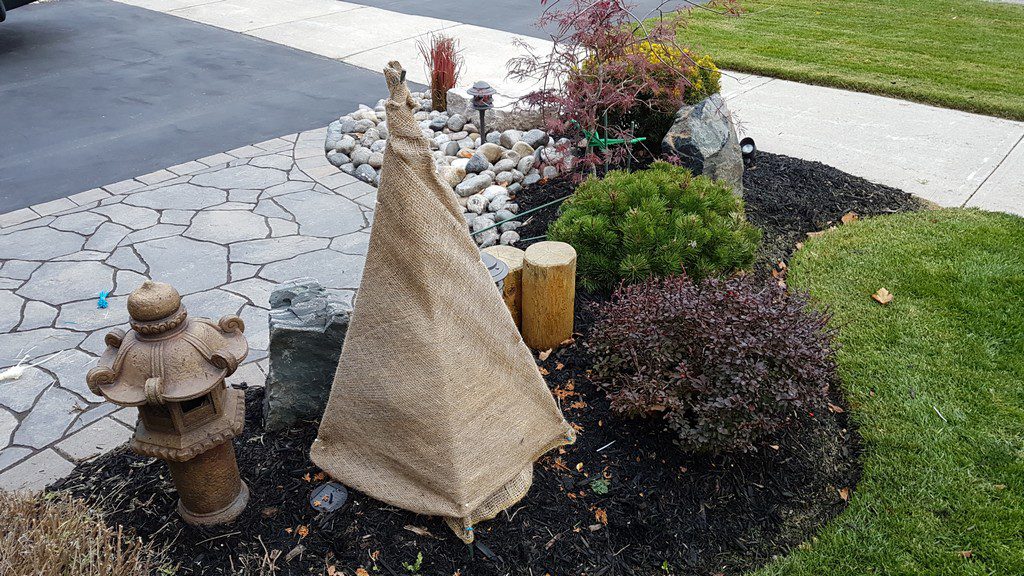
[50, 151, 919, 576]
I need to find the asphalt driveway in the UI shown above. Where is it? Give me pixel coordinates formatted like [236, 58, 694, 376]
[0, 0, 387, 213]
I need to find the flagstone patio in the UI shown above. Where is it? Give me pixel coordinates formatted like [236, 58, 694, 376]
[0, 128, 374, 491]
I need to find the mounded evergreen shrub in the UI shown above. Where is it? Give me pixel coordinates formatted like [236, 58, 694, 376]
[547, 162, 760, 292]
[590, 274, 836, 454]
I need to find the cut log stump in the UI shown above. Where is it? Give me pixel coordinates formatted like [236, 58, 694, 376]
[522, 241, 576, 350]
[483, 245, 525, 330]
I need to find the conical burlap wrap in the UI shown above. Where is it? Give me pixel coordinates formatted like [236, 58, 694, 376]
[310, 61, 574, 542]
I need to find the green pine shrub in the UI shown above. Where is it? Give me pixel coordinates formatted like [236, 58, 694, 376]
[547, 162, 760, 292]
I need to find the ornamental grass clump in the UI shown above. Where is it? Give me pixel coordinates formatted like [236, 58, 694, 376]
[547, 161, 760, 291]
[417, 33, 463, 112]
[591, 274, 836, 454]
[0, 491, 167, 575]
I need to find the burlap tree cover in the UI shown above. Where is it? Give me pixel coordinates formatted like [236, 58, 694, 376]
[310, 62, 574, 542]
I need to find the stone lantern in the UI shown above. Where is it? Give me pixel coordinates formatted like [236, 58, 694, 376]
[87, 280, 250, 525]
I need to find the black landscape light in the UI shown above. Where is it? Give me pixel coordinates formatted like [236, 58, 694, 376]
[468, 80, 496, 142]
[740, 137, 757, 166]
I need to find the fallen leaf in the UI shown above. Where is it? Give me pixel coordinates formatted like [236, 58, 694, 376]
[588, 524, 603, 531]
[555, 362, 565, 371]
[569, 401, 587, 410]
[539, 349, 552, 361]
[559, 337, 576, 347]
[327, 566, 337, 576]
[284, 527, 293, 534]
[958, 550, 973, 558]
[838, 487, 850, 501]
[296, 525, 309, 538]
[262, 506, 279, 518]
[356, 569, 370, 576]
[370, 550, 380, 561]
[302, 473, 311, 482]
[807, 230, 827, 238]
[795, 242, 804, 250]
[872, 288, 894, 305]
[841, 211, 859, 224]
[313, 471, 326, 481]
[769, 444, 780, 451]
[403, 525, 436, 538]
[595, 508, 608, 525]
[539, 367, 550, 376]
[576, 462, 584, 472]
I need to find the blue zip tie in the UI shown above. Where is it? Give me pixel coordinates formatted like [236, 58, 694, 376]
[97, 291, 109, 309]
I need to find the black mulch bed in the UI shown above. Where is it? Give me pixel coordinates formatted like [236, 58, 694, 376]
[51, 150, 922, 575]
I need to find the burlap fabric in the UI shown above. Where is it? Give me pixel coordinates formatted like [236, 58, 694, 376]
[310, 61, 574, 543]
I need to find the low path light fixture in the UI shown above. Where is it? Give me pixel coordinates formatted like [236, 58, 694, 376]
[467, 80, 496, 142]
[740, 137, 757, 167]
[87, 280, 250, 526]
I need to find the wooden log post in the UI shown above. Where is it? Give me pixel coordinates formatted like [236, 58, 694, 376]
[522, 241, 577, 350]
[483, 245, 525, 330]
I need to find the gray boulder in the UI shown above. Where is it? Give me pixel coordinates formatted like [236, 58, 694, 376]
[465, 153, 490, 174]
[661, 93, 743, 195]
[354, 164, 377, 183]
[327, 152, 350, 168]
[265, 278, 351, 431]
[522, 129, 550, 148]
[455, 174, 493, 197]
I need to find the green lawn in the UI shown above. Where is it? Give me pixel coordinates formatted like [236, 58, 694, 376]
[766, 209, 1024, 575]
[678, 0, 1024, 120]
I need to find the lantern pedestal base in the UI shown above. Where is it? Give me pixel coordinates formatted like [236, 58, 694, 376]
[178, 480, 249, 526]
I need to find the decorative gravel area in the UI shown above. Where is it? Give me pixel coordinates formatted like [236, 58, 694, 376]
[0, 128, 376, 490]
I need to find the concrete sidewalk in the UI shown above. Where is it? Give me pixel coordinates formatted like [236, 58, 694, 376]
[112, 0, 1023, 215]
